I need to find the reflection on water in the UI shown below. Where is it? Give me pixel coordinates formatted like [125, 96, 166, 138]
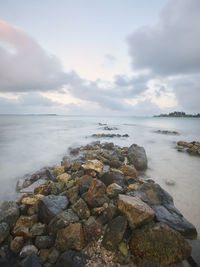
[0, 115, 200, 235]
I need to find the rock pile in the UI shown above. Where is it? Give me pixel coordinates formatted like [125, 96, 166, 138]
[154, 130, 179, 135]
[92, 134, 129, 138]
[176, 141, 200, 156]
[0, 141, 197, 266]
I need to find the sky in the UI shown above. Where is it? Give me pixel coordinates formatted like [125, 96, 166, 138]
[0, 0, 199, 115]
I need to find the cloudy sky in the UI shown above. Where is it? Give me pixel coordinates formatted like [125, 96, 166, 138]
[0, 0, 199, 115]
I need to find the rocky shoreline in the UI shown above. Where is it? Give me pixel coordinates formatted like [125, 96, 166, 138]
[0, 140, 198, 267]
[176, 141, 200, 156]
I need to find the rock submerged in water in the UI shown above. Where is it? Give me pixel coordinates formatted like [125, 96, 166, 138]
[0, 141, 197, 266]
[176, 140, 200, 156]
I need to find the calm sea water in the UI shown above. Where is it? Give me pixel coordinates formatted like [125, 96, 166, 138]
[0, 115, 200, 234]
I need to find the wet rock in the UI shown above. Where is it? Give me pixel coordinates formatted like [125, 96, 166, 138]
[35, 235, 54, 249]
[84, 217, 102, 242]
[106, 183, 123, 198]
[22, 194, 44, 205]
[56, 223, 85, 251]
[0, 201, 19, 228]
[10, 236, 24, 254]
[118, 194, 155, 229]
[155, 130, 179, 135]
[102, 142, 114, 150]
[21, 253, 41, 267]
[13, 215, 37, 239]
[100, 171, 125, 186]
[75, 175, 93, 195]
[55, 250, 88, 267]
[129, 223, 191, 266]
[102, 216, 127, 250]
[69, 147, 80, 156]
[72, 198, 90, 220]
[30, 222, 46, 237]
[82, 159, 104, 173]
[48, 181, 65, 195]
[46, 169, 57, 182]
[20, 245, 38, 258]
[61, 156, 72, 171]
[66, 186, 79, 204]
[187, 239, 200, 267]
[84, 178, 108, 207]
[56, 173, 71, 185]
[47, 247, 60, 264]
[34, 185, 49, 196]
[53, 166, 65, 177]
[48, 209, 79, 233]
[38, 195, 69, 224]
[39, 248, 50, 263]
[108, 159, 122, 168]
[152, 204, 197, 239]
[127, 144, 148, 171]
[20, 179, 47, 194]
[0, 222, 9, 244]
[119, 164, 138, 178]
[71, 160, 82, 172]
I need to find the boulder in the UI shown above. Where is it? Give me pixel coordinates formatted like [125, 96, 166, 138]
[84, 178, 108, 207]
[12, 215, 37, 239]
[0, 222, 9, 244]
[46, 169, 57, 182]
[66, 186, 79, 204]
[84, 217, 102, 241]
[38, 195, 69, 224]
[55, 250, 88, 267]
[0, 201, 19, 228]
[56, 223, 85, 251]
[75, 175, 93, 195]
[30, 222, 46, 237]
[118, 194, 154, 229]
[129, 223, 191, 266]
[47, 247, 60, 264]
[82, 159, 104, 173]
[152, 204, 197, 239]
[106, 183, 123, 198]
[53, 166, 65, 177]
[61, 156, 72, 170]
[119, 165, 138, 178]
[21, 194, 44, 205]
[48, 209, 79, 233]
[35, 235, 54, 249]
[21, 253, 41, 267]
[56, 173, 71, 185]
[102, 216, 127, 250]
[127, 144, 147, 171]
[10, 236, 24, 254]
[20, 245, 38, 258]
[72, 198, 90, 220]
[100, 171, 125, 186]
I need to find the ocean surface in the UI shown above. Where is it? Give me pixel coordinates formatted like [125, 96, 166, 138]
[0, 115, 200, 235]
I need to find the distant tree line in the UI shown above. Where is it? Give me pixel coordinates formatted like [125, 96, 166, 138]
[154, 111, 200, 118]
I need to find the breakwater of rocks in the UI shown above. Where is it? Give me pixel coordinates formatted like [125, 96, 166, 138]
[0, 138, 198, 267]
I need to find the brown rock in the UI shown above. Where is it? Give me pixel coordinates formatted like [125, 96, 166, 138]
[12, 215, 37, 239]
[106, 183, 123, 198]
[56, 173, 71, 185]
[82, 159, 104, 173]
[118, 194, 154, 229]
[72, 198, 90, 220]
[75, 175, 93, 195]
[84, 178, 108, 207]
[66, 186, 79, 204]
[10, 236, 24, 254]
[53, 166, 65, 177]
[56, 223, 85, 251]
[84, 217, 102, 241]
[119, 165, 138, 178]
[129, 223, 191, 266]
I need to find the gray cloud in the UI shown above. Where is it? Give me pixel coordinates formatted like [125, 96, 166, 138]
[104, 54, 117, 63]
[127, 0, 200, 76]
[0, 19, 68, 93]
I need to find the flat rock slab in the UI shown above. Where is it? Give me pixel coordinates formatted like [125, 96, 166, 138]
[130, 223, 191, 266]
[118, 194, 155, 229]
[38, 195, 69, 224]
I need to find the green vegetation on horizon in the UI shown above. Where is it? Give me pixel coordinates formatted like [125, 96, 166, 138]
[154, 111, 200, 118]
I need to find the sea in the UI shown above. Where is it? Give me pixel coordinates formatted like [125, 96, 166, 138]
[0, 115, 200, 235]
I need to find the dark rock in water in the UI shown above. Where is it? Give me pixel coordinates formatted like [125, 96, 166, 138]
[38, 195, 69, 224]
[102, 216, 127, 250]
[129, 222, 191, 266]
[55, 250, 89, 267]
[102, 142, 114, 150]
[61, 156, 72, 171]
[56, 223, 85, 252]
[35, 235, 54, 249]
[187, 239, 200, 266]
[84, 217, 102, 242]
[100, 171, 125, 186]
[84, 178, 108, 208]
[152, 205, 197, 239]
[0, 201, 19, 228]
[48, 209, 79, 234]
[127, 144, 147, 171]
[46, 169, 57, 182]
[0, 222, 9, 244]
[21, 253, 42, 267]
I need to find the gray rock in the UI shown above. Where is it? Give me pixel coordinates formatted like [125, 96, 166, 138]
[55, 250, 89, 267]
[20, 179, 46, 194]
[0, 222, 9, 244]
[38, 195, 69, 224]
[20, 245, 38, 258]
[127, 144, 147, 171]
[152, 205, 197, 239]
[187, 239, 200, 267]
[21, 253, 42, 267]
[102, 216, 127, 250]
[10, 236, 24, 254]
[35, 235, 54, 249]
[0, 201, 19, 228]
[100, 171, 125, 186]
[48, 209, 79, 233]
[46, 169, 57, 182]
[72, 198, 90, 220]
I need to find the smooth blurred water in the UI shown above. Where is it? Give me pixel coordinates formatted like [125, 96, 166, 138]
[0, 115, 200, 234]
